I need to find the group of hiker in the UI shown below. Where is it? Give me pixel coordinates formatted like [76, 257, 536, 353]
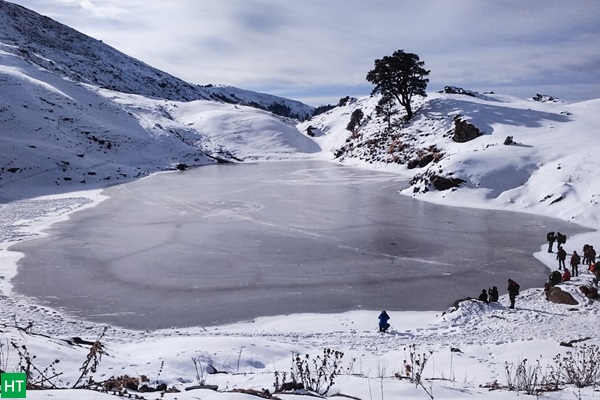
[377, 231, 598, 333]
[547, 231, 600, 281]
[478, 279, 520, 308]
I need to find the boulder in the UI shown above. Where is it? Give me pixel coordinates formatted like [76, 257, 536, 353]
[545, 286, 579, 305]
[580, 285, 599, 299]
[452, 116, 483, 143]
[429, 174, 465, 191]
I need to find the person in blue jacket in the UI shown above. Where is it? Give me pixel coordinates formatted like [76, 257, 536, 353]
[378, 311, 390, 332]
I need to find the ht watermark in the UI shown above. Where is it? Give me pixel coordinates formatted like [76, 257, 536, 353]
[0, 373, 26, 398]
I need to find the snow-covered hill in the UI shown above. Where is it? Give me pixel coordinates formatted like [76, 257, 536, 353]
[0, 1, 313, 120]
[0, 0, 318, 201]
[300, 90, 600, 228]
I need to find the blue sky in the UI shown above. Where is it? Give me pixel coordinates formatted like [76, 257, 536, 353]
[9, 0, 600, 105]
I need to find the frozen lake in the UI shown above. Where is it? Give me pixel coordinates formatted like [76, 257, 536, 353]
[13, 161, 584, 329]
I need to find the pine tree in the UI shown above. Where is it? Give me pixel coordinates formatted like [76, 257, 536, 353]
[366, 50, 429, 121]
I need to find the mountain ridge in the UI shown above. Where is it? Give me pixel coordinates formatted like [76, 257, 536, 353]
[0, 0, 313, 119]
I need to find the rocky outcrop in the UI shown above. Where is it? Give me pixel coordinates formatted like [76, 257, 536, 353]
[452, 116, 483, 143]
[442, 86, 477, 97]
[532, 94, 560, 103]
[429, 174, 465, 191]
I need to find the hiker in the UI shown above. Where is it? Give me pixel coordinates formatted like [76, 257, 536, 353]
[478, 289, 488, 303]
[557, 246, 567, 270]
[562, 268, 571, 282]
[588, 246, 596, 265]
[548, 270, 561, 286]
[556, 232, 567, 247]
[546, 232, 556, 253]
[507, 279, 520, 309]
[582, 244, 590, 265]
[488, 286, 499, 302]
[378, 311, 390, 333]
[570, 251, 581, 277]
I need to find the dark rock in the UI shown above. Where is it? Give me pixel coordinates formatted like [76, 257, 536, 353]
[532, 94, 560, 103]
[442, 86, 477, 97]
[545, 286, 579, 305]
[418, 153, 434, 168]
[278, 382, 304, 392]
[580, 285, 599, 299]
[452, 116, 483, 143]
[429, 174, 465, 191]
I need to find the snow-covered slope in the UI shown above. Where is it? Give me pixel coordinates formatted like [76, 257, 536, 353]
[0, 0, 314, 120]
[0, 48, 209, 200]
[300, 91, 600, 228]
[0, 0, 320, 201]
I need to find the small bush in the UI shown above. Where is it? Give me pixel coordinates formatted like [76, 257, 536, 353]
[274, 348, 344, 395]
[554, 344, 600, 388]
[504, 358, 558, 395]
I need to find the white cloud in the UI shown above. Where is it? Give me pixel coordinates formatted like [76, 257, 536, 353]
[8, 0, 600, 104]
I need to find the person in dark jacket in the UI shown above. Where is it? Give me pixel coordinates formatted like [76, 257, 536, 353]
[488, 286, 499, 302]
[556, 232, 567, 247]
[546, 232, 556, 253]
[507, 279, 520, 309]
[478, 289, 488, 303]
[570, 251, 581, 277]
[378, 311, 390, 333]
[548, 270, 562, 286]
[557, 246, 567, 270]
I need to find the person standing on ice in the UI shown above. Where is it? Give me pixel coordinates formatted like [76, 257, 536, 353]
[507, 279, 520, 309]
[570, 251, 581, 277]
[378, 311, 390, 333]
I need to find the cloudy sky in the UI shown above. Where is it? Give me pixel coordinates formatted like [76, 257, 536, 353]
[9, 0, 600, 105]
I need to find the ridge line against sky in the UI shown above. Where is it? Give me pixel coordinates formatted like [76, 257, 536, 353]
[7, 0, 600, 106]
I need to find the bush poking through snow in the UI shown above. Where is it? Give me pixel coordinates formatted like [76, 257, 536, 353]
[503, 358, 559, 395]
[274, 348, 344, 395]
[554, 344, 600, 388]
[10, 342, 62, 389]
[396, 344, 434, 399]
[72, 326, 108, 388]
[483, 345, 600, 395]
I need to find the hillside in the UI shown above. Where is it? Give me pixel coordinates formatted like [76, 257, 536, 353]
[300, 90, 600, 228]
[0, 1, 313, 119]
[0, 0, 317, 201]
